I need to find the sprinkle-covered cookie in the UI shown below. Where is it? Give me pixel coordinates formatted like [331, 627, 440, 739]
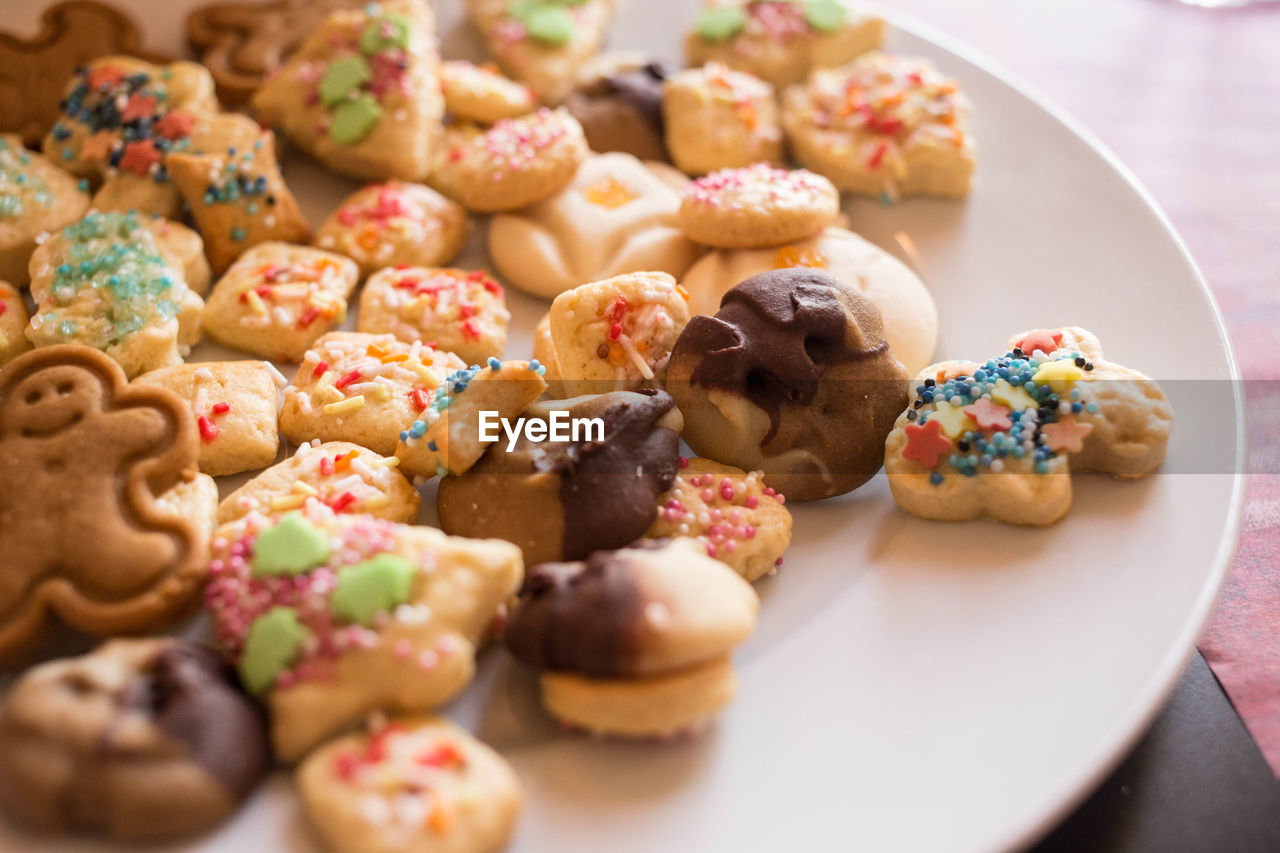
[662, 62, 784, 176]
[0, 281, 32, 368]
[0, 134, 91, 285]
[357, 267, 509, 365]
[678, 162, 840, 249]
[314, 181, 469, 278]
[440, 59, 538, 124]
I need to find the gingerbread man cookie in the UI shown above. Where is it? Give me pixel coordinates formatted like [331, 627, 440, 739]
[0, 134, 91, 285]
[0, 345, 204, 659]
[314, 181, 469, 278]
[884, 327, 1174, 526]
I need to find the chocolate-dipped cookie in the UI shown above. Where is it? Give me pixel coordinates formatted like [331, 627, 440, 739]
[437, 390, 682, 565]
[668, 267, 909, 501]
[505, 538, 759, 737]
[564, 53, 672, 162]
[0, 638, 269, 842]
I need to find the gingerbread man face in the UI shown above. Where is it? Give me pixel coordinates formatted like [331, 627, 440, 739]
[884, 327, 1174, 526]
[1, 365, 105, 437]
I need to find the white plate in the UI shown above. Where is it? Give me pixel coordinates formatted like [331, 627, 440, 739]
[1, 2, 1245, 852]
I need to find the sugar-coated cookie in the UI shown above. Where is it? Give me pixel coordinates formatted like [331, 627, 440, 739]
[647, 457, 791, 582]
[438, 389, 682, 565]
[440, 60, 538, 124]
[489, 152, 701, 300]
[396, 358, 548, 479]
[202, 242, 359, 362]
[314, 181, 469, 278]
[681, 226, 938, 374]
[206, 504, 523, 761]
[219, 439, 420, 524]
[686, 0, 885, 88]
[679, 163, 840, 249]
[358, 267, 510, 365]
[465, 0, 616, 104]
[134, 361, 285, 476]
[299, 716, 522, 853]
[25, 212, 205, 379]
[280, 331, 467, 456]
[669, 268, 908, 501]
[0, 135, 90, 285]
[564, 53, 672, 162]
[0, 345, 204, 659]
[782, 52, 974, 200]
[430, 108, 588, 213]
[505, 538, 758, 737]
[884, 327, 1174, 526]
[547, 271, 691, 397]
[252, 0, 444, 181]
[0, 281, 32, 368]
[662, 62, 784, 176]
[0, 638, 269, 841]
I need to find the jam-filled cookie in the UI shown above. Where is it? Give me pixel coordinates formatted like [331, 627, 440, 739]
[357, 267, 509, 365]
[662, 62, 783, 176]
[314, 181, 469, 278]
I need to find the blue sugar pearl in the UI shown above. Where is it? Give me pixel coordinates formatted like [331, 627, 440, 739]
[1072, 402, 1082, 413]
[1070, 388, 1081, 400]
[427, 440, 438, 452]
[398, 430, 410, 442]
[1012, 446, 1026, 459]
[487, 356, 501, 369]
[948, 454, 960, 469]
[980, 454, 993, 467]
[230, 226, 246, 242]
[929, 471, 943, 485]
[1086, 402, 1099, 414]
[921, 390, 934, 403]
[1034, 460, 1049, 474]
[961, 465, 978, 478]
[56, 264, 71, 276]
[410, 421, 427, 439]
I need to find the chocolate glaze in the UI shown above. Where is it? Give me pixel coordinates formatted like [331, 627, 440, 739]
[599, 61, 671, 137]
[677, 268, 890, 445]
[121, 641, 270, 799]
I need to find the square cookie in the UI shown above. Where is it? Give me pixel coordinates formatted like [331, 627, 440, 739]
[357, 267, 509, 365]
[662, 62, 784, 176]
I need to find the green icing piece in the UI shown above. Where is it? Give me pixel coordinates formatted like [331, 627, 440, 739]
[239, 607, 308, 694]
[331, 554, 417, 627]
[251, 512, 331, 577]
[331, 95, 383, 145]
[525, 5, 574, 43]
[695, 6, 747, 42]
[319, 56, 372, 107]
[804, 0, 846, 33]
[360, 13, 410, 55]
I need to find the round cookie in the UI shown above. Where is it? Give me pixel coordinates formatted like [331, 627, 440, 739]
[429, 108, 588, 213]
[662, 62, 784, 176]
[678, 163, 840, 249]
[647, 457, 791, 582]
[298, 715, 522, 853]
[0, 638, 269, 842]
[314, 181, 469, 278]
[680, 226, 938, 374]
[0, 134, 91, 285]
[564, 52, 672, 161]
[488, 152, 701, 300]
[667, 268, 909, 501]
[438, 389, 683, 565]
[504, 538, 759, 737]
[440, 59, 538, 124]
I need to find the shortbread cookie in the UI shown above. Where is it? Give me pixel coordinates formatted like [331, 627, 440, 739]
[167, 125, 311, 274]
[489, 152, 701, 299]
[564, 53, 672, 161]
[358, 267, 510, 365]
[156, 472, 220, 557]
[429, 108, 588, 213]
[314, 181, 468, 278]
[252, 0, 444, 181]
[396, 358, 548, 479]
[0, 135, 90, 285]
[134, 361, 284, 476]
[440, 60, 538, 124]
[662, 63, 784, 176]
[505, 538, 758, 737]
[280, 331, 467, 456]
[299, 716, 522, 853]
[679, 163, 840, 249]
[438, 389, 682, 565]
[25, 211, 205, 378]
[205, 505, 523, 761]
[884, 327, 1174, 526]
[0, 281, 32, 367]
[0, 638, 269, 841]
[782, 52, 974, 199]
[0, 346, 203, 659]
[219, 439, 419, 524]
[532, 312, 568, 398]
[668, 267, 908, 501]
[647, 457, 791, 582]
[465, 0, 616, 104]
[681, 226, 938, 374]
[548, 271, 691, 397]
[202, 242, 359, 362]
[686, 0, 885, 88]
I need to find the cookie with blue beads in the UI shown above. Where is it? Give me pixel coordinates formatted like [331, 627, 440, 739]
[0, 134, 91, 285]
[884, 326, 1174, 526]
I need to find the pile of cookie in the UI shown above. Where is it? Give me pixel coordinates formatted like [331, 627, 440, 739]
[0, 0, 1175, 850]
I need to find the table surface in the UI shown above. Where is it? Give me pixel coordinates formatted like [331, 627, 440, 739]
[883, 0, 1280, 848]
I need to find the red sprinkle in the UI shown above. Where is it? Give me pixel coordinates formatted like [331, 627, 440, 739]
[868, 142, 889, 169]
[313, 360, 330, 378]
[409, 388, 430, 410]
[334, 369, 363, 390]
[319, 456, 335, 476]
[198, 415, 219, 443]
[328, 491, 357, 513]
[297, 306, 322, 328]
[211, 402, 232, 415]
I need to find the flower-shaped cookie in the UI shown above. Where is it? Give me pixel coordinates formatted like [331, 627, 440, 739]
[205, 505, 523, 760]
[252, 0, 444, 181]
[0, 135, 90, 285]
[782, 52, 974, 200]
[0, 345, 204, 659]
[489, 152, 701, 299]
[884, 327, 1175, 526]
[662, 62, 784, 176]
[314, 181, 468, 277]
[357, 267, 509, 364]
